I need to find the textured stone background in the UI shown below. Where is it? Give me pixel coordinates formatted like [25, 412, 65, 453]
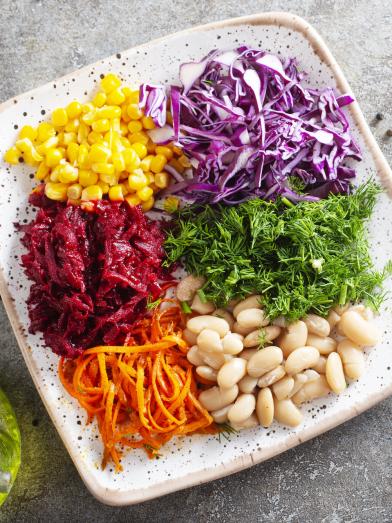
[0, 1, 391, 521]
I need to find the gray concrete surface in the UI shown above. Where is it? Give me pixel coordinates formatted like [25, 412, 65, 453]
[0, 0, 391, 521]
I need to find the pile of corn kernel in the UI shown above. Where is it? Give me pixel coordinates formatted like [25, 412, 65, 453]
[4, 73, 189, 212]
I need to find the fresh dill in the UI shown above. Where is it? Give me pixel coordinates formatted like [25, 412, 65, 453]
[146, 296, 162, 310]
[165, 181, 390, 321]
[216, 422, 238, 443]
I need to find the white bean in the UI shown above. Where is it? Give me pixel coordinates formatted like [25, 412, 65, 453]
[285, 346, 320, 375]
[217, 358, 247, 389]
[237, 308, 269, 329]
[303, 369, 320, 382]
[198, 385, 239, 411]
[306, 334, 337, 355]
[186, 345, 205, 366]
[326, 352, 346, 394]
[288, 373, 308, 398]
[312, 355, 327, 374]
[230, 413, 259, 431]
[197, 329, 223, 354]
[348, 304, 373, 321]
[233, 295, 262, 318]
[224, 354, 234, 362]
[222, 333, 244, 355]
[238, 375, 258, 393]
[191, 294, 215, 314]
[228, 394, 256, 424]
[257, 365, 286, 388]
[327, 309, 341, 330]
[292, 376, 330, 405]
[274, 398, 303, 427]
[176, 275, 206, 302]
[187, 315, 230, 337]
[337, 339, 365, 380]
[303, 314, 330, 337]
[272, 376, 295, 400]
[256, 387, 274, 428]
[279, 321, 308, 357]
[213, 309, 235, 329]
[339, 310, 380, 347]
[196, 366, 218, 382]
[239, 348, 258, 361]
[211, 405, 232, 424]
[183, 328, 198, 346]
[198, 350, 226, 370]
[243, 326, 281, 348]
[247, 346, 283, 378]
[233, 321, 256, 336]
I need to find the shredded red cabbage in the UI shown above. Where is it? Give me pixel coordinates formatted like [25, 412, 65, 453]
[141, 47, 361, 204]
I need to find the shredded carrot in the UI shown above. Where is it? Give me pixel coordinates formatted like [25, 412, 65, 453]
[58, 300, 215, 471]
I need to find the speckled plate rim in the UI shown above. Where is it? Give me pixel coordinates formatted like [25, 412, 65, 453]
[0, 11, 391, 506]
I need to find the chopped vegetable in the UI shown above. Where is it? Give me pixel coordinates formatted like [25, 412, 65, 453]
[59, 301, 214, 470]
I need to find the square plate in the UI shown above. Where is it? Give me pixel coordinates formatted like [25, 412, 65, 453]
[0, 12, 392, 506]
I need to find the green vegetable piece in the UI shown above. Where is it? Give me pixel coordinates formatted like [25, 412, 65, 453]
[0, 388, 21, 506]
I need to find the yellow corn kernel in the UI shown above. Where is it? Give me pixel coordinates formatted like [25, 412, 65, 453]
[146, 140, 156, 154]
[58, 163, 78, 183]
[4, 146, 20, 164]
[172, 145, 182, 156]
[141, 116, 155, 130]
[150, 154, 167, 174]
[81, 102, 94, 114]
[63, 132, 77, 146]
[140, 156, 152, 172]
[36, 136, 59, 155]
[108, 184, 124, 201]
[82, 111, 97, 126]
[145, 172, 155, 185]
[77, 143, 89, 168]
[120, 121, 129, 135]
[87, 131, 102, 145]
[92, 92, 107, 108]
[15, 137, 34, 153]
[37, 122, 56, 143]
[137, 186, 153, 202]
[58, 146, 66, 156]
[128, 170, 147, 191]
[99, 172, 117, 186]
[112, 152, 126, 172]
[49, 165, 61, 182]
[119, 136, 131, 148]
[98, 105, 121, 119]
[128, 131, 149, 145]
[111, 136, 124, 154]
[45, 182, 68, 201]
[121, 87, 132, 99]
[111, 118, 121, 133]
[119, 181, 129, 195]
[154, 171, 169, 189]
[100, 73, 121, 93]
[97, 180, 110, 194]
[155, 146, 173, 160]
[128, 120, 143, 134]
[81, 184, 103, 201]
[52, 107, 68, 127]
[179, 154, 191, 168]
[121, 104, 131, 123]
[67, 183, 82, 200]
[92, 162, 115, 176]
[122, 148, 140, 171]
[127, 104, 143, 120]
[35, 161, 49, 180]
[141, 196, 155, 212]
[168, 157, 185, 174]
[77, 122, 89, 144]
[125, 194, 141, 207]
[66, 101, 82, 119]
[15, 139, 43, 162]
[65, 118, 80, 133]
[57, 131, 65, 145]
[131, 142, 147, 159]
[19, 125, 37, 141]
[45, 148, 63, 167]
[89, 143, 111, 163]
[107, 88, 126, 105]
[92, 119, 110, 133]
[78, 169, 98, 187]
[127, 90, 139, 103]
[163, 195, 180, 213]
[66, 142, 79, 163]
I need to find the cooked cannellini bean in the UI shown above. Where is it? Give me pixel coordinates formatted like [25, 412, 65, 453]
[257, 365, 286, 388]
[186, 345, 205, 366]
[312, 355, 327, 374]
[237, 308, 269, 329]
[224, 354, 234, 362]
[337, 339, 365, 380]
[199, 385, 239, 411]
[272, 376, 295, 400]
[217, 358, 247, 388]
[197, 329, 223, 353]
[256, 387, 274, 427]
[230, 413, 259, 431]
[274, 398, 303, 427]
[198, 349, 226, 370]
[292, 376, 330, 405]
[243, 326, 281, 348]
[233, 321, 256, 336]
[238, 375, 258, 393]
[247, 346, 283, 378]
[327, 310, 341, 330]
[176, 275, 206, 302]
[285, 346, 320, 375]
[326, 352, 346, 394]
[239, 348, 258, 361]
[339, 310, 380, 347]
[306, 334, 337, 355]
[213, 308, 235, 329]
[196, 366, 218, 382]
[228, 393, 256, 424]
[348, 304, 373, 321]
[187, 315, 230, 337]
[183, 328, 198, 346]
[222, 333, 244, 355]
[191, 294, 215, 314]
[279, 320, 308, 357]
[303, 314, 330, 337]
[211, 405, 232, 424]
[303, 369, 320, 382]
[288, 373, 308, 398]
[233, 295, 262, 318]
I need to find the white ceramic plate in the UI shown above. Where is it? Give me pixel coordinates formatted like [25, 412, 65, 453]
[0, 12, 392, 506]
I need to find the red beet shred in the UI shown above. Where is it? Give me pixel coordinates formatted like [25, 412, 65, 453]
[19, 191, 169, 358]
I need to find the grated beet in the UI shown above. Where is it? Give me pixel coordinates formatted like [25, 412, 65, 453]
[19, 190, 169, 358]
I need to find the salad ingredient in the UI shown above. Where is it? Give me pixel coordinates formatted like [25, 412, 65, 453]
[256, 388, 274, 428]
[227, 394, 256, 425]
[59, 302, 214, 469]
[303, 314, 330, 337]
[165, 181, 389, 320]
[20, 191, 169, 358]
[144, 47, 360, 205]
[0, 388, 21, 507]
[325, 352, 346, 394]
[339, 310, 380, 346]
[337, 339, 365, 379]
[273, 399, 303, 427]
